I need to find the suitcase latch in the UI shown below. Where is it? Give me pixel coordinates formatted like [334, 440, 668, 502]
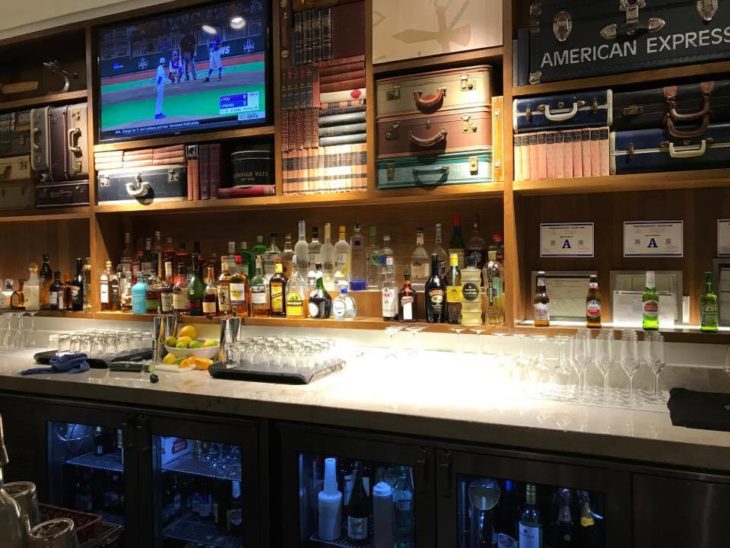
[460, 74, 475, 91]
[167, 169, 180, 183]
[461, 114, 476, 132]
[386, 84, 401, 101]
[385, 121, 400, 141]
[386, 162, 395, 181]
[552, 10, 572, 42]
[697, 0, 718, 21]
[99, 175, 110, 188]
[529, 71, 542, 85]
[601, 0, 665, 40]
[469, 156, 478, 174]
[623, 105, 644, 116]
[529, 2, 543, 33]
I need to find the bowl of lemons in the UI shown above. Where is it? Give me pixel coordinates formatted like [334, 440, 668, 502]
[163, 325, 220, 360]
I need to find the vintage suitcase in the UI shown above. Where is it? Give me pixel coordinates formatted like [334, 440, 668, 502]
[0, 181, 34, 210]
[377, 66, 492, 118]
[49, 105, 68, 182]
[0, 110, 30, 158]
[0, 155, 31, 182]
[35, 181, 89, 208]
[610, 123, 730, 174]
[377, 107, 491, 159]
[65, 102, 88, 180]
[377, 150, 492, 189]
[525, 0, 730, 85]
[97, 165, 188, 204]
[513, 90, 612, 133]
[372, 0, 502, 64]
[29, 107, 52, 181]
[613, 80, 730, 132]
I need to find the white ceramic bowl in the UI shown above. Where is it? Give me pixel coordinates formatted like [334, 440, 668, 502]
[164, 340, 220, 359]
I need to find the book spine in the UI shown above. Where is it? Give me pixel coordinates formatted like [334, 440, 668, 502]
[209, 143, 221, 199]
[319, 69, 366, 84]
[320, 78, 366, 94]
[321, 7, 332, 60]
[581, 128, 591, 178]
[294, 12, 303, 65]
[318, 122, 367, 138]
[319, 133, 367, 147]
[198, 144, 209, 200]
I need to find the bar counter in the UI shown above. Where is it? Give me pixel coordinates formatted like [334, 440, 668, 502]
[1, 347, 728, 474]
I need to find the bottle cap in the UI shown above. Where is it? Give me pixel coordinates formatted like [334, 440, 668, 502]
[373, 481, 392, 498]
[324, 457, 338, 494]
[339, 285, 348, 295]
[488, 250, 497, 261]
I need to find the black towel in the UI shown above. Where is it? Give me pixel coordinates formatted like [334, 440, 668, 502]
[667, 387, 730, 432]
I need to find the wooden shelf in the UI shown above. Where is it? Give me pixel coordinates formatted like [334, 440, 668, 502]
[0, 89, 87, 112]
[514, 323, 730, 345]
[513, 169, 730, 196]
[36, 310, 94, 319]
[94, 183, 504, 215]
[372, 46, 504, 76]
[93, 125, 276, 153]
[0, 206, 91, 223]
[512, 60, 730, 97]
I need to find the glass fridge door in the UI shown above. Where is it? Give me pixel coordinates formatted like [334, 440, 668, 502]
[151, 434, 244, 548]
[47, 421, 126, 526]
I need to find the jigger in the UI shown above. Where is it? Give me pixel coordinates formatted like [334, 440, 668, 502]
[219, 317, 242, 366]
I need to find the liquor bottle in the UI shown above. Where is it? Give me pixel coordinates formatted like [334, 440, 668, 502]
[176, 243, 189, 276]
[333, 285, 357, 320]
[446, 254, 462, 324]
[269, 263, 287, 317]
[239, 241, 254, 279]
[0, 280, 12, 309]
[318, 457, 342, 541]
[159, 261, 173, 314]
[24, 264, 40, 311]
[10, 280, 24, 310]
[94, 426, 106, 456]
[381, 255, 398, 321]
[346, 462, 369, 541]
[281, 233, 295, 275]
[349, 223, 367, 291]
[461, 255, 482, 327]
[410, 228, 430, 291]
[449, 213, 466, 268]
[496, 480, 520, 540]
[49, 273, 61, 311]
[39, 254, 52, 309]
[321, 223, 335, 290]
[141, 237, 154, 276]
[534, 271, 550, 327]
[145, 266, 161, 314]
[425, 253, 445, 323]
[229, 256, 249, 317]
[62, 275, 72, 311]
[252, 234, 267, 259]
[392, 467, 415, 546]
[226, 242, 237, 274]
[132, 243, 142, 284]
[71, 258, 84, 311]
[577, 491, 602, 548]
[554, 488, 574, 548]
[466, 214, 487, 270]
[295, 220, 309, 276]
[700, 271, 719, 332]
[642, 271, 659, 331]
[250, 255, 269, 317]
[187, 242, 205, 316]
[334, 225, 351, 288]
[285, 258, 307, 318]
[100, 261, 113, 311]
[366, 225, 381, 289]
[153, 231, 163, 278]
[227, 480, 243, 535]
[113, 266, 123, 310]
[203, 266, 218, 318]
[163, 236, 176, 269]
[308, 226, 322, 289]
[519, 484, 542, 548]
[82, 257, 93, 312]
[399, 267, 417, 323]
[217, 257, 231, 315]
[490, 233, 505, 264]
[264, 232, 281, 281]
[586, 274, 602, 329]
[308, 265, 332, 319]
[0, 416, 25, 548]
[173, 264, 190, 314]
[120, 232, 133, 274]
[132, 273, 148, 315]
[484, 251, 504, 326]
[432, 223, 449, 279]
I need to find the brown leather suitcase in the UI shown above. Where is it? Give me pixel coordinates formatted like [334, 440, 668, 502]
[377, 107, 492, 159]
[377, 66, 492, 118]
[0, 155, 31, 182]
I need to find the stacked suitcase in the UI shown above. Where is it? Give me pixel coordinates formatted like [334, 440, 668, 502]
[30, 102, 90, 207]
[0, 110, 33, 210]
[376, 66, 494, 190]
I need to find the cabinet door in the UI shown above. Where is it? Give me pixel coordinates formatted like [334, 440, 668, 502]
[137, 413, 264, 548]
[277, 423, 436, 548]
[437, 448, 632, 548]
[0, 392, 46, 487]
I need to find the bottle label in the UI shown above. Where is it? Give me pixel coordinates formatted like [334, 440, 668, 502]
[586, 299, 601, 319]
[308, 302, 321, 318]
[49, 291, 58, 307]
[173, 292, 189, 310]
[251, 285, 267, 305]
[347, 516, 368, 540]
[401, 296, 414, 320]
[332, 299, 346, 319]
[467, 249, 484, 268]
[336, 254, 348, 266]
[534, 302, 549, 321]
[428, 288, 444, 313]
[382, 287, 397, 316]
[202, 300, 216, 314]
[462, 282, 480, 302]
[287, 293, 304, 317]
[519, 524, 542, 548]
[228, 508, 242, 528]
[643, 299, 658, 319]
[146, 297, 160, 312]
[701, 303, 718, 325]
[309, 253, 322, 265]
[411, 263, 429, 281]
[270, 282, 284, 312]
[100, 284, 110, 304]
[218, 286, 230, 312]
[446, 285, 462, 303]
[160, 293, 173, 313]
[229, 282, 246, 305]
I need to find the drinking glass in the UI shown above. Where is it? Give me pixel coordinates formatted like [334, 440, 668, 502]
[0, 313, 10, 350]
[22, 311, 38, 348]
[619, 330, 640, 404]
[646, 332, 666, 401]
[57, 334, 71, 354]
[405, 326, 425, 357]
[570, 331, 589, 398]
[384, 325, 404, 360]
[593, 330, 614, 400]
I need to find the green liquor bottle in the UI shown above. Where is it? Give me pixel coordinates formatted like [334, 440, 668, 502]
[642, 271, 659, 331]
[187, 241, 205, 316]
[700, 271, 719, 333]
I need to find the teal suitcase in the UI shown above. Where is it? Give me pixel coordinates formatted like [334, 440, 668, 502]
[377, 150, 492, 189]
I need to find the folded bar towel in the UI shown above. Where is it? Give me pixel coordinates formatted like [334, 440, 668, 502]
[667, 387, 730, 432]
[22, 353, 90, 375]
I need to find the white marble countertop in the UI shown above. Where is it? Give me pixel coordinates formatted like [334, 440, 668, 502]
[0, 348, 729, 474]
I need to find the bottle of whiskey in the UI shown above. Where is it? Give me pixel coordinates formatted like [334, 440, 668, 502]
[446, 254, 462, 324]
[202, 266, 218, 318]
[62, 274, 72, 311]
[308, 265, 332, 319]
[269, 263, 287, 317]
[285, 258, 306, 318]
[425, 253, 445, 323]
[100, 261, 113, 311]
[173, 264, 190, 314]
[49, 273, 62, 311]
[229, 256, 249, 316]
[250, 255, 269, 317]
[398, 267, 417, 323]
[410, 228, 429, 291]
[465, 214, 487, 270]
[700, 271, 719, 333]
[642, 271, 659, 331]
[159, 261, 173, 314]
[217, 256, 231, 315]
[82, 258, 93, 312]
[586, 274, 602, 329]
[39, 254, 52, 309]
[534, 271, 550, 327]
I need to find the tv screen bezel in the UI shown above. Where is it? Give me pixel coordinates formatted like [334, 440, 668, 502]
[94, 0, 272, 145]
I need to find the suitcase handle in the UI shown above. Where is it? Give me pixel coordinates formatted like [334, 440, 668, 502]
[668, 140, 707, 159]
[664, 82, 714, 122]
[125, 180, 151, 198]
[31, 126, 41, 151]
[409, 129, 447, 148]
[665, 116, 709, 139]
[413, 88, 446, 111]
[541, 102, 579, 122]
[67, 128, 82, 155]
[412, 166, 449, 185]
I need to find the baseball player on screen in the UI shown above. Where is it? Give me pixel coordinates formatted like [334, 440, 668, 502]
[204, 34, 223, 82]
[155, 57, 166, 119]
[168, 50, 183, 83]
[180, 32, 197, 81]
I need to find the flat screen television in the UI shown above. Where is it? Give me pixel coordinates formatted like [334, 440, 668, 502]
[97, 0, 269, 142]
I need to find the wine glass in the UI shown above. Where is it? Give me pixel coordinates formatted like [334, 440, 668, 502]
[570, 331, 589, 399]
[619, 331, 640, 405]
[593, 330, 615, 401]
[384, 325, 404, 360]
[646, 332, 666, 401]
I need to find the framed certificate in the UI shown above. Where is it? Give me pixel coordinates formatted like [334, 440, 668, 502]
[623, 221, 683, 258]
[540, 223, 594, 258]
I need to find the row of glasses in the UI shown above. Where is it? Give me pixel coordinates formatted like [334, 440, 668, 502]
[0, 311, 40, 351]
[230, 336, 344, 377]
[54, 328, 151, 357]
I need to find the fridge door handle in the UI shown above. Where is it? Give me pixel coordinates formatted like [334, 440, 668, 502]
[437, 450, 452, 496]
[121, 421, 135, 450]
[415, 448, 429, 493]
[134, 415, 150, 453]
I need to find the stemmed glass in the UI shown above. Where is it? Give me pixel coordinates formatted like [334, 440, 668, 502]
[619, 330, 640, 404]
[645, 332, 666, 401]
[405, 326, 425, 357]
[384, 325, 404, 360]
[593, 329, 615, 400]
[450, 327, 466, 360]
[570, 330, 589, 399]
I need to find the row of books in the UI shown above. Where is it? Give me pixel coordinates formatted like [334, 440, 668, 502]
[514, 127, 610, 182]
[94, 145, 185, 171]
[282, 143, 367, 195]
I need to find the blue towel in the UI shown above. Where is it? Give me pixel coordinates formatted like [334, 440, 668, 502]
[21, 353, 90, 375]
